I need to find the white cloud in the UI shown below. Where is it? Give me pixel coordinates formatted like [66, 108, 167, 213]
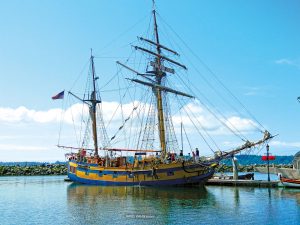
[173, 102, 258, 136]
[262, 140, 300, 155]
[0, 135, 16, 140]
[0, 102, 258, 135]
[243, 87, 261, 96]
[275, 58, 300, 69]
[0, 101, 148, 126]
[271, 140, 300, 148]
[173, 102, 220, 131]
[0, 106, 62, 123]
[0, 144, 51, 151]
[224, 116, 258, 132]
[0, 101, 264, 161]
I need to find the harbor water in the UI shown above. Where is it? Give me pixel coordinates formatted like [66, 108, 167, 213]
[1, 174, 300, 225]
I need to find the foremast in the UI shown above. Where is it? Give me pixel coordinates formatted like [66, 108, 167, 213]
[90, 53, 101, 157]
[58, 51, 110, 158]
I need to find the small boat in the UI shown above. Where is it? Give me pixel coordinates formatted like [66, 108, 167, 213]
[56, 1, 273, 186]
[279, 175, 300, 188]
[213, 173, 254, 180]
[237, 173, 255, 180]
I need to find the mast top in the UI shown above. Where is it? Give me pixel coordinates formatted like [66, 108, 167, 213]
[90, 48, 93, 58]
[152, 0, 156, 11]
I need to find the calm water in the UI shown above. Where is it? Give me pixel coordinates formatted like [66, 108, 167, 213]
[1, 175, 300, 225]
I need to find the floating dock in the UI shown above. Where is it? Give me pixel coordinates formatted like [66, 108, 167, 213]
[64, 177, 72, 182]
[206, 179, 279, 188]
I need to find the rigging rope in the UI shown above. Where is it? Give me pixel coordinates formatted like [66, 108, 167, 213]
[173, 72, 248, 142]
[145, 13, 252, 141]
[179, 99, 215, 153]
[157, 14, 266, 133]
[177, 97, 220, 151]
[97, 14, 149, 55]
[109, 106, 138, 141]
[182, 119, 193, 153]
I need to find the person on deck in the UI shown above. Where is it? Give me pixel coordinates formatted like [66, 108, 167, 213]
[179, 150, 183, 157]
[195, 148, 199, 162]
[167, 153, 171, 163]
[171, 153, 175, 162]
[192, 151, 195, 162]
[155, 152, 159, 158]
[78, 149, 86, 162]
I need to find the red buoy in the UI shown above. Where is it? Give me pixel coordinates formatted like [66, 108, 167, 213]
[261, 155, 275, 161]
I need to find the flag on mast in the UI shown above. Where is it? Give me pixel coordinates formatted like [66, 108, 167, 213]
[52, 91, 64, 100]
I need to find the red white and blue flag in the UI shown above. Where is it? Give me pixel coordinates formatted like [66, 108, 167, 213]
[52, 90, 64, 100]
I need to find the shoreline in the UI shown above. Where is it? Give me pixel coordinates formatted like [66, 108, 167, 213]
[0, 163, 293, 176]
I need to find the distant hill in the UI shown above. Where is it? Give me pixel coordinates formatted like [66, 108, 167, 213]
[221, 155, 293, 166]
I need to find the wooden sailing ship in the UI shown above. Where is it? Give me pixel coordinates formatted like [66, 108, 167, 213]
[58, 2, 273, 186]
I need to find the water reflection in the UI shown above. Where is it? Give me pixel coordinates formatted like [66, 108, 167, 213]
[67, 183, 211, 201]
[66, 183, 217, 224]
[278, 188, 300, 204]
[66, 183, 300, 224]
[233, 187, 240, 206]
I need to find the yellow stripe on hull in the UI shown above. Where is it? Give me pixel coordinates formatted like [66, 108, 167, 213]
[67, 161, 215, 185]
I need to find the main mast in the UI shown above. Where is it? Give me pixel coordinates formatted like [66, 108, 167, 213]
[119, 0, 191, 158]
[152, 8, 167, 159]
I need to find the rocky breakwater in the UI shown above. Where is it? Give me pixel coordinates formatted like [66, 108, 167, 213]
[254, 164, 299, 178]
[216, 164, 293, 173]
[0, 164, 67, 176]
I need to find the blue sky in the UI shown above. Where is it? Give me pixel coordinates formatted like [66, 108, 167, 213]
[0, 0, 300, 161]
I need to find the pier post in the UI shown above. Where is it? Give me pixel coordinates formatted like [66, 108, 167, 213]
[266, 144, 270, 182]
[232, 156, 238, 180]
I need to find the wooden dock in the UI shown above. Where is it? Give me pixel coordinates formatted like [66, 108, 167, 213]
[206, 179, 279, 188]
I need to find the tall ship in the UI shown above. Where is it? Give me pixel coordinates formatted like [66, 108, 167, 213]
[57, 2, 273, 186]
